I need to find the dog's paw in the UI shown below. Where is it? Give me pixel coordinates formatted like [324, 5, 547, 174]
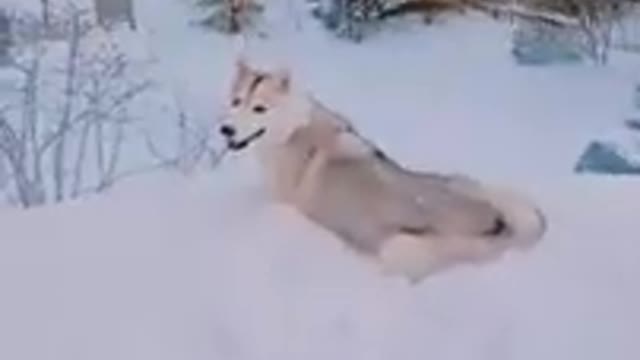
[378, 235, 440, 283]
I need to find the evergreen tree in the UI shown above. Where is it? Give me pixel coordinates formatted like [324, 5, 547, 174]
[0, 9, 11, 65]
[313, 0, 386, 42]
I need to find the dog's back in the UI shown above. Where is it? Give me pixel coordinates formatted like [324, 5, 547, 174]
[285, 119, 507, 256]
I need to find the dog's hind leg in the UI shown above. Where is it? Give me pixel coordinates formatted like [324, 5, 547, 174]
[378, 233, 509, 283]
[446, 177, 546, 249]
[378, 234, 441, 283]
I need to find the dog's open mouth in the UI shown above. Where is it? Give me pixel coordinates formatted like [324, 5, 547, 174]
[226, 128, 266, 151]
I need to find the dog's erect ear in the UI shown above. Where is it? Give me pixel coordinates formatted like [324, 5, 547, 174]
[272, 67, 291, 92]
[235, 56, 251, 78]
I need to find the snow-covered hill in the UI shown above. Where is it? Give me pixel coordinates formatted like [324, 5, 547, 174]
[1, 0, 639, 359]
[1, 160, 640, 360]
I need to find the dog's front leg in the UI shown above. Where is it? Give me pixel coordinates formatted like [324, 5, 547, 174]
[378, 234, 442, 284]
[258, 146, 304, 204]
[293, 147, 328, 212]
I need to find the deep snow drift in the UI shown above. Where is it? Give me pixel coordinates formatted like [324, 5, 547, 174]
[1, 0, 640, 359]
[2, 161, 640, 360]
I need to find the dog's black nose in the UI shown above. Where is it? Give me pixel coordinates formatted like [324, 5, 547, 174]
[219, 125, 236, 137]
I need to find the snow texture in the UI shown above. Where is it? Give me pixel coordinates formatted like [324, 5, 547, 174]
[1, 0, 640, 359]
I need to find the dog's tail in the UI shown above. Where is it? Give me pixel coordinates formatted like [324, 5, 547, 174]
[378, 178, 546, 284]
[449, 177, 547, 248]
[485, 185, 547, 248]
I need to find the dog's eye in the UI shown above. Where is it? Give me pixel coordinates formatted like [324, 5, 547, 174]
[231, 97, 241, 107]
[253, 105, 267, 114]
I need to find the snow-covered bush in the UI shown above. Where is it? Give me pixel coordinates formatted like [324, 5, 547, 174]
[514, 0, 636, 65]
[575, 141, 640, 175]
[194, 0, 264, 34]
[575, 118, 640, 175]
[511, 19, 584, 65]
[312, 0, 386, 42]
[93, 0, 137, 31]
[575, 81, 640, 175]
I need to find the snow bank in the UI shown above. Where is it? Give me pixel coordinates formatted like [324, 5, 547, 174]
[1, 166, 640, 360]
[1, 0, 639, 359]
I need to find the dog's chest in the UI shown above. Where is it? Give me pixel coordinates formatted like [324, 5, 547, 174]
[297, 159, 396, 252]
[258, 144, 312, 202]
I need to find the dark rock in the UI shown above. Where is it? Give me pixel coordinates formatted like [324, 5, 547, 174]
[575, 141, 640, 175]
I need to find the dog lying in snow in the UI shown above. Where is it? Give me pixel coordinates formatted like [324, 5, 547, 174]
[218, 58, 546, 283]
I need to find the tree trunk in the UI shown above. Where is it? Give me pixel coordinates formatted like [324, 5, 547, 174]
[41, 0, 50, 29]
[53, 12, 81, 203]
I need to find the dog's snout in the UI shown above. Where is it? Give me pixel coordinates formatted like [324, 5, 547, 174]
[219, 125, 236, 138]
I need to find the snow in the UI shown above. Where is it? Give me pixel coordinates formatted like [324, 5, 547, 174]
[1, 0, 640, 359]
[2, 168, 640, 360]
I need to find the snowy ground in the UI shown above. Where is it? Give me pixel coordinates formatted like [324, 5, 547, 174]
[1, 0, 640, 359]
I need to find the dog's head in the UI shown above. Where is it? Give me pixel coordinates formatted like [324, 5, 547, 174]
[219, 58, 307, 151]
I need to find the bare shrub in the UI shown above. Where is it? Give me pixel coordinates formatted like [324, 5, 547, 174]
[0, 4, 150, 208]
[513, 0, 637, 64]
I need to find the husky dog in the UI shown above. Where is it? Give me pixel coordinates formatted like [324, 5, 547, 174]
[218, 58, 546, 282]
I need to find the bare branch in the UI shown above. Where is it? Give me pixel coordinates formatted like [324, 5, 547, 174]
[70, 120, 92, 198]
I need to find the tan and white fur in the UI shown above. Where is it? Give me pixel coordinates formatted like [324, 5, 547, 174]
[219, 58, 547, 283]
